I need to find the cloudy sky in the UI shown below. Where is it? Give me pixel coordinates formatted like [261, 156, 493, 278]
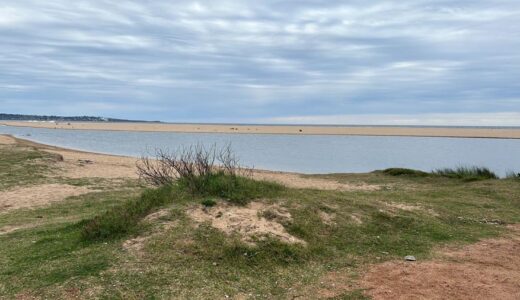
[1, 1, 519, 125]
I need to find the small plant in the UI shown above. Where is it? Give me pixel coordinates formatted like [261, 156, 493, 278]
[137, 143, 252, 190]
[136, 144, 282, 204]
[433, 166, 498, 181]
[201, 198, 217, 207]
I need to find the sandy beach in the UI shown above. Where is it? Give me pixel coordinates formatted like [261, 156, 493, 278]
[2, 121, 520, 139]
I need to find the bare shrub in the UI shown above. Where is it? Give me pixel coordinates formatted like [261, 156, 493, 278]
[136, 143, 252, 188]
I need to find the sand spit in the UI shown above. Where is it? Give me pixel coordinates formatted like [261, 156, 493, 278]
[3, 121, 520, 139]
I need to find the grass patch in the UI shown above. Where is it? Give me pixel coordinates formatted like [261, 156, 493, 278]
[178, 172, 284, 205]
[0, 145, 61, 190]
[380, 168, 430, 177]
[81, 185, 175, 241]
[433, 166, 498, 181]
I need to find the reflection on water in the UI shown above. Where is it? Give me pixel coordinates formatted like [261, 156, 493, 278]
[1, 125, 520, 176]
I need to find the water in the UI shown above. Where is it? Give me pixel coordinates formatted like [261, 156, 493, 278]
[1, 125, 520, 176]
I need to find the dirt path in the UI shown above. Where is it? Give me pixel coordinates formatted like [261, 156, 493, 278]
[360, 225, 520, 300]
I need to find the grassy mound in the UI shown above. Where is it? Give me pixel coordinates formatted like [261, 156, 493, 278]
[380, 168, 430, 177]
[81, 173, 284, 241]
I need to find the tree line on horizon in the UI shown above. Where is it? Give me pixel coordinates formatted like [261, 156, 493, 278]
[0, 113, 154, 123]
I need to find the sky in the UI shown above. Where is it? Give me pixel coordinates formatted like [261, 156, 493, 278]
[1, 1, 520, 126]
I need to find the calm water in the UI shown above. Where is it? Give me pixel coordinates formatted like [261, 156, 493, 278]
[1, 125, 520, 176]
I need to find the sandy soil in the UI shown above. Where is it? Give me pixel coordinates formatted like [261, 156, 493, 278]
[3, 121, 520, 139]
[360, 225, 520, 300]
[0, 184, 94, 213]
[187, 201, 305, 245]
[0, 135, 16, 145]
[253, 171, 381, 191]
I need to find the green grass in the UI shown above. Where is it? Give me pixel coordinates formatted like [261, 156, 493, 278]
[0, 145, 62, 190]
[178, 171, 285, 205]
[1, 144, 520, 298]
[433, 166, 498, 181]
[81, 185, 175, 241]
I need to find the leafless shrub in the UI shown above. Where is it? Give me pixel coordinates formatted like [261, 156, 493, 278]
[136, 143, 252, 187]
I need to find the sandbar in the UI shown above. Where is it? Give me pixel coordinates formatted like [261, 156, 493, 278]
[2, 121, 520, 139]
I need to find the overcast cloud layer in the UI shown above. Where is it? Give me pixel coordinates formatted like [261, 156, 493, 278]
[1, 0, 520, 125]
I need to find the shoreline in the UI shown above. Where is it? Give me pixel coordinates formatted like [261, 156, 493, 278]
[2, 121, 520, 139]
[0, 134, 380, 191]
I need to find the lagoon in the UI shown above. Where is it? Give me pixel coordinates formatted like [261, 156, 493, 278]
[1, 125, 519, 176]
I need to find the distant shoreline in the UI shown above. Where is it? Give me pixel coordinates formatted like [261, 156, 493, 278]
[2, 121, 520, 139]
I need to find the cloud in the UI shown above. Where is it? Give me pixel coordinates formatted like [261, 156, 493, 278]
[0, 0, 519, 124]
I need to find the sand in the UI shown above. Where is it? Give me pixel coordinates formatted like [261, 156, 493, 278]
[3, 121, 520, 139]
[187, 201, 305, 245]
[0, 184, 94, 213]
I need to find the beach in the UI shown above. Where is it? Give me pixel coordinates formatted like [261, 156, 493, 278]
[2, 121, 520, 139]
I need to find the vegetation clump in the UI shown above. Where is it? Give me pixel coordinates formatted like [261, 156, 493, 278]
[380, 168, 430, 177]
[137, 143, 283, 204]
[433, 166, 498, 181]
[201, 198, 217, 207]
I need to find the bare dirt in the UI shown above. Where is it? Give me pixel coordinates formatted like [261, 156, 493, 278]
[187, 201, 305, 245]
[360, 225, 520, 300]
[253, 170, 381, 191]
[386, 202, 439, 216]
[0, 184, 95, 213]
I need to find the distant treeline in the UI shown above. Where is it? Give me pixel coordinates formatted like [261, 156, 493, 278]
[0, 113, 154, 123]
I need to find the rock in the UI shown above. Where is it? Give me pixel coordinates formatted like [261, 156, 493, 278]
[405, 255, 416, 261]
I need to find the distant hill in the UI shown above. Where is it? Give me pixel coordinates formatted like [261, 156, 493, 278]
[0, 113, 154, 123]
